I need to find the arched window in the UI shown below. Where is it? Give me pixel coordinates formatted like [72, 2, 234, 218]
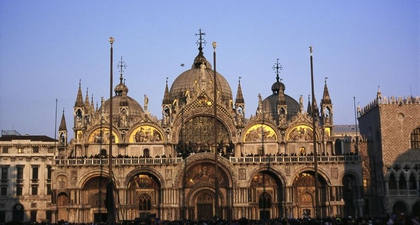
[388, 173, 397, 190]
[143, 148, 150, 158]
[410, 127, 420, 149]
[258, 192, 272, 209]
[398, 173, 407, 190]
[139, 194, 152, 211]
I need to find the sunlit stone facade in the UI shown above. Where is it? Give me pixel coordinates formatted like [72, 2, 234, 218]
[0, 130, 56, 222]
[2, 33, 419, 223]
[50, 33, 365, 223]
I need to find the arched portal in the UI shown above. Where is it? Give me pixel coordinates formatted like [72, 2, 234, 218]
[82, 176, 109, 223]
[292, 171, 328, 218]
[393, 201, 408, 215]
[343, 174, 359, 217]
[195, 190, 214, 220]
[250, 170, 284, 219]
[127, 173, 161, 220]
[57, 192, 69, 221]
[183, 161, 230, 220]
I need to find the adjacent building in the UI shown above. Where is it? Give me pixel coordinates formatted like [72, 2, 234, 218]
[0, 130, 56, 222]
[358, 90, 420, 217]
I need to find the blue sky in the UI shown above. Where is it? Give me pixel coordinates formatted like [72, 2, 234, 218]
[0, 1, 419, 139]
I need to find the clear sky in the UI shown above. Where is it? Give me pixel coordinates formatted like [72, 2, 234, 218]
[0, 1, 419, 139]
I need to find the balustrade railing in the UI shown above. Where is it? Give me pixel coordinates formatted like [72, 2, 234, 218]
[55, 157, 183, 165]
[229, 155, 360, 163]
[54, 154, 360, 166]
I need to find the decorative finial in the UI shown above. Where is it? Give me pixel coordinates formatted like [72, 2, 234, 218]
[79, 79, 81, 88]
[238, 76, 241, 84]
[325, 77, 328, 84]
[272, 58, 283, 82]
[117, 56, 127, 84]
[109, 37, 114, 44]
[166, 77, 168, 85]
[195, 28, 206, 52]
[309, 46, 313, 55]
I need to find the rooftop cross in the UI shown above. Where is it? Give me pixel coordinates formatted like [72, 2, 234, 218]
[195, 28, 207, 52]
[272, 58, 283, 82]
[117, 56, 127, 84]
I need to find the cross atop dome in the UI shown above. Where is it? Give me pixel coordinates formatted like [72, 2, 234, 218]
[118, 56, 127, 84]
[272, 58, 283, 83]
[195, 28, 207, 52]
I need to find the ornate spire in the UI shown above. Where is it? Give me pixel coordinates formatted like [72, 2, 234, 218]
[59, 109, 67, 132]
[75, 79, 84, 107]
[162, 77, 171, 104]
[321, 77, 332, 104]
[235, 77, 244, 104]
[91, 94, 95, 111]
[307, 95, 312, 115]
[85, 88, 90, 109]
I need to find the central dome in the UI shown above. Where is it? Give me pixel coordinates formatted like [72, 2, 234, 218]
[169, 50, 233, 106]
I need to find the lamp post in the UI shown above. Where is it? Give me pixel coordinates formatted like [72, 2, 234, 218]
[310, 46, 320, 218]
[212, 41, 219, 219]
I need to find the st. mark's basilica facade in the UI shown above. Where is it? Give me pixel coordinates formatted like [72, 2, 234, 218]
[52, 32, 364, 222]
[1, 31, 419, 223]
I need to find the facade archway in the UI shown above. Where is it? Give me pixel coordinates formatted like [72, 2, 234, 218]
[126, 173, 161, 219]
[250, 170, 284, 219]
[57, 192, 69, 221]
[393, 201, 408, 215]
[81, 176, 109, 222]
[194, 190, 214, 220]
[292, 171, 328, 218]
[343, 174, 359, 217]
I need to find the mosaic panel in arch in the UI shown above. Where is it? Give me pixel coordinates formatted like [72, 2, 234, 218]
[185, 163, 228, 188]
[287, 125, 314, 141]
[244, 124, 277, 142]
[129, 126, 163, 143]
[88, 128, 119, 144]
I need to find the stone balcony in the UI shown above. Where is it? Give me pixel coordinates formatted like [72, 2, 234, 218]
[54, 154, 360, 166]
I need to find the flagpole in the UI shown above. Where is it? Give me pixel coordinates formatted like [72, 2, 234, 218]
[310, 46, 320, 218]
[108, 36, 116, 224]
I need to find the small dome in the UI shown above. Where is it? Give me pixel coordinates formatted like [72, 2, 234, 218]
[262, 94, 300, 121]
[271, 81, 285, 93]
[100, 81, 144, 118]
[101, 96, 145, 117]
[115, 82, 129, 96]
